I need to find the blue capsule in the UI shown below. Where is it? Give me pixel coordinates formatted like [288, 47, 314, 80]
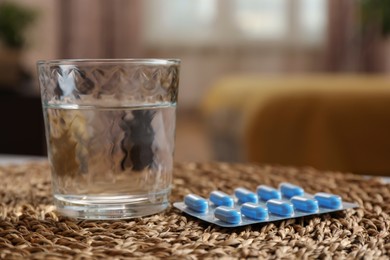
[184, 194, 208, 213]
[266, 199, 294, 217]
[210, 191, 234, 207]
[279, 183, 304, 198]
[257, 185, 282, 201]
[314, 192, 342, 209]
[291, 196, 319, 213]
[234, 187, 258, 203]
[214, 206, 241, 224]
[241, 202, 268, 220]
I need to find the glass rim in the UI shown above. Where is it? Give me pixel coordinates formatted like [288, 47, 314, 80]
[37, 58, 181, 66]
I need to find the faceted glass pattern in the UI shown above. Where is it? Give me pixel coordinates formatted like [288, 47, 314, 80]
[38, 59, 180, 107]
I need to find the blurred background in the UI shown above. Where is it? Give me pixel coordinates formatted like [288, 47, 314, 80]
[0, 0, 389, 174]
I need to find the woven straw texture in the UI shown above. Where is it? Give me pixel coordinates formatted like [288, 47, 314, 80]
[0, 162, 389, 259]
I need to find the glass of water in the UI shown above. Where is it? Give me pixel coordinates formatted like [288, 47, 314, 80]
[37, 59, 180, 219]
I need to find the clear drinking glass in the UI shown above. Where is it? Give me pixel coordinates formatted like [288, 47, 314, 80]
[37, 59, 180, 219]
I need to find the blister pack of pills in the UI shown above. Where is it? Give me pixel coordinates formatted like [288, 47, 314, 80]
[173, 182, 358, 227]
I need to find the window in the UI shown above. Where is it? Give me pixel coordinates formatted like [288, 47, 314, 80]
[233, 0, 288, 40]
[142, 0, 217, 46]
[297, 0, 327, 44]
[142, 0, 327, 47]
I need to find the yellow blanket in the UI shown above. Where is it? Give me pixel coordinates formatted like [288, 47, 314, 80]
[202, 74, 390, 175]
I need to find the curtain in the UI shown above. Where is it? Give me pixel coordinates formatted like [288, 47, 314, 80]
[325, 0, 360, 72]
[58, 0, 142, 59]
[326, 0, 387, 73]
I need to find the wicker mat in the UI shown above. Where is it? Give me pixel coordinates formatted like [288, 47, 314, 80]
[0, 162, 389, 259]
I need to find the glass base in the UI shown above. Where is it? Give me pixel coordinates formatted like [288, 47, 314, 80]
[54, 191, 170, 220]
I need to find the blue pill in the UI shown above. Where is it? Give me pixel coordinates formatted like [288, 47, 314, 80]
[210, 191, 234, 207]
[279, 183, 304, 198]
[266, 199, 294, 217]
[241, 202, 268, 220]
[314, 192, 342, 209]
[234, 187, 258, 203]
[291, 196, 319, 213]
[184, 194, 208, 213]
[257, 185, 282, 201]
[214, 206, 241, 224]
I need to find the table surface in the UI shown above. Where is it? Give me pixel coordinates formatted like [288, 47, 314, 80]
[0, 157, 389, 258]
[1, 154, 389, 185]
[0, 154, 46, 165]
